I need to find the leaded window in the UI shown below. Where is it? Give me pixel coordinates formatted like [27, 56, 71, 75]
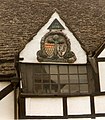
[20, 63, 93, 95]
[33, 64, 89, 95]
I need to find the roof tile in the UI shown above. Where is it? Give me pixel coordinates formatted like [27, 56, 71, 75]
[0, 0, 105, 76]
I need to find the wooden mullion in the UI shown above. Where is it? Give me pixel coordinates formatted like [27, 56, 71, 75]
[57, 65, 60, 93]
[47, 68, 51, 93]
[77, 65, 80, 93]
[68, 66, 70, 94]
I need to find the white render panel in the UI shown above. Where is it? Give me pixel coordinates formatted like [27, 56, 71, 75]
[20, 12, 87, 64]
[98, 62, 105, 92]
[0, 82, 10, 91]
[98, 48, 105, 58]
[25, 98, 63, 116]
[94, 96, 105, 113]
[67, 96, 91, 115]
[0, 82, 14, 119]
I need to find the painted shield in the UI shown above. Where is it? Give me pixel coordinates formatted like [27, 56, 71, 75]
[44, 43, 55, 57]
[57, 43, 67, 57]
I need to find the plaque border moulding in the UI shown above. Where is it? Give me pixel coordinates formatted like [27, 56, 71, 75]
[37, 30, 77, 63]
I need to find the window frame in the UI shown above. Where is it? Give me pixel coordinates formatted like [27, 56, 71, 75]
[20, 62, 95, 96]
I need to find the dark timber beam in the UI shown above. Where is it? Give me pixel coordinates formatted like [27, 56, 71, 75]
[0, 78, 19, 100]
[0, 84, 13, 100]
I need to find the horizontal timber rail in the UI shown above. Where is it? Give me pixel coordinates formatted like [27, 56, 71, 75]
[20, 92, 105, 98]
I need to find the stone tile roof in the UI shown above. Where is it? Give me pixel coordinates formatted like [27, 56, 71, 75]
[0, 0, 105, 77]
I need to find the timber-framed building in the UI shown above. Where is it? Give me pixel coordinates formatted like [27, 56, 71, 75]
[0, 0, 105, 119]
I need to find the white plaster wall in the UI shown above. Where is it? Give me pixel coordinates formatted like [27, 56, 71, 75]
[98, 62, 105, 92]
[25, 98, 63, 116]
[94, 96, 105, 113]
[0, 82, 10, 91]
[67, 96, 91, 115]
[0, 82, 14, 120]
[20, 12, 87, 64]
[98, 48, 105, 58]
[25, 96, 105, 119]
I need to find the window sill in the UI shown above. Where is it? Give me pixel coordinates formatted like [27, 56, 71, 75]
[20, 92, 91, 98]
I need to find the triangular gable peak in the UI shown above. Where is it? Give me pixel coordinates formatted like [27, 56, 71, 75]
[20, 12, 87, 64]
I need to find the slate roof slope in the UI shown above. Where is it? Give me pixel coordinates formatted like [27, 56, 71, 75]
[0, 0, 105, 77]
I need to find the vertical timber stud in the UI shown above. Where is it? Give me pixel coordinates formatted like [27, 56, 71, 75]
[14, 85, 17, 119]
[14, 53, 21, 119]
[18, 97, 25, 119]
[14, 53, 20, 78]
[90, 95, 95, 119]
[63, 97, 68, 118]
[94, 61, 100, 93]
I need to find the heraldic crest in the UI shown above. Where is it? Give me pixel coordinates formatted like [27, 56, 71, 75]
[37, 31, 76, 63]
